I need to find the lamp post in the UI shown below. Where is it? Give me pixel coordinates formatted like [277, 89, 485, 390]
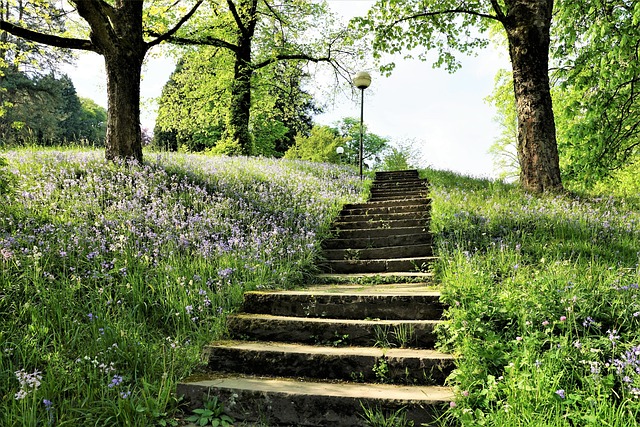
[352, 71, 371, 180]
[336, 146, 344, 164]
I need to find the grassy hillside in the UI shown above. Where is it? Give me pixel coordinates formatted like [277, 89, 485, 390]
[0, 149, 364, 426]
[425, 169, 640, 426]
[2, 149, 639, 426]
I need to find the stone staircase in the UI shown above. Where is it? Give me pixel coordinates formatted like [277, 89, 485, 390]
[177, 170, 454, 426]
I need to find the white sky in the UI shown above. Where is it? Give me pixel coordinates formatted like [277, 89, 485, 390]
[62, 0, 511, 179]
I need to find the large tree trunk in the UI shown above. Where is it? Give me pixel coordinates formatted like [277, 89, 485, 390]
[104, 52, 144, 162]
[224, 46, 254, 155]
[504, 0, 563, 193]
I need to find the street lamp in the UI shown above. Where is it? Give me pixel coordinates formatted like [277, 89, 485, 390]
[336, 146, 344, 164]
[352, 71, 371, 180]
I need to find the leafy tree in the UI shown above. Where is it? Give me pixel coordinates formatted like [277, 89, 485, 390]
[1, 0, 205, 161]
[381, 138, 424, 171]
[335, 117, 389, 168]
[355, 0, 562, 193]
[486, 69, 520, 181]
[77, 98, 107, 146]
[161, 0, 360, 155]
[551, 0, 640, 185]
[154, 51, 319, 156]
[284, 124, 346, 164]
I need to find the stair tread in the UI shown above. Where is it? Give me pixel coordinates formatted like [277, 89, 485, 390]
[247, 285, 440, 296]
[230, 313, 442, 326]
[179, 373, 454, 402]
[208, 340, 454, 359]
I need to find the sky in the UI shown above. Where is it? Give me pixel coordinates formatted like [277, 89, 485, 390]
[62, 0, 511, 179]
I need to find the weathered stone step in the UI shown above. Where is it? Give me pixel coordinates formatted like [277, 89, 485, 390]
[333, 226, 429, 239]
[203, 341, 454, 385]
[240, 289, 444, 320]
[336, 211, 429, 223]
[177, 374, 453, 427]
[323, 232, 433, 250]
[323, 243, 433, 261]
[227, 314, 440, 348]
[316, 272, 436, 281]
[321, 256, 437, 274]
[333, 218, 429, 230]
[369, 193, 428, 202]
[341, 201, 430, 216]
[344, 197, 429, 210]
[375, 170, 420, 180]
[371, 178, 427, 188]
[369, 188, 428, 197]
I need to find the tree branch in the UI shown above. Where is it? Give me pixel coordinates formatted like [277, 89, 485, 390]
[390, 8, 501, 27]
[147, 0, 205, 49]
[226, 0, 247, 36]
[0, 20, 95, 51]
[489, 0, 507, 21]
[151, 32, 239, 52]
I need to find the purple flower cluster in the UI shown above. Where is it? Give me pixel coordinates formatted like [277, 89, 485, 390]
[611, 345, 640, 397]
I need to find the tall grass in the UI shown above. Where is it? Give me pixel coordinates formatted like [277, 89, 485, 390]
[0, 148, 365, 426]
[423, 169, 640, 426]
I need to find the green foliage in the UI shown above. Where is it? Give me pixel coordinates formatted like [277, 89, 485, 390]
[353, 0, 492, 74]
[334, 117, 390, 168]
[486, 69, 520, 181]
[422, 167, 640, 425]
[186, 397, 234, 426]
[0, 156, 15, 194]
[381, 138, 423, 172]
[551, 0, 640, 185]
[284, 125, 346, 163]
[0, 148, 365, 425]
[0, 69, 103, 146]
[359, 403, 414, 427]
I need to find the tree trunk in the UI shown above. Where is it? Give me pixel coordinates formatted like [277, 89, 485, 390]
[224, 46, 254, 155]
[103, 52, 144, 162]
[504, 0, 563, 193]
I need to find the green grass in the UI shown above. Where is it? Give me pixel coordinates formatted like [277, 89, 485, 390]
[0, 148, 365, 426]
[422, 168, 640, 426]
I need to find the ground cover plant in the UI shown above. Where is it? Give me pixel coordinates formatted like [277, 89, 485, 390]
[0, 148, 364, 426]
[424, 169, 640, 426]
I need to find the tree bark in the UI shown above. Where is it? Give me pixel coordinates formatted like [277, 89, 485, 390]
[504, 0, 563, 192]
[224, 45, 254, 155]
[103, 52, 144, 162]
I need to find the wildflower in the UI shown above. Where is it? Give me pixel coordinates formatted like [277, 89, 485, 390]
[542, 320, 550, 326]
[515, 336, 523, 342]
[88, 313, 96, 321]
[555, 389, 566, 399]
[559, 316, 567, 322]
[583, 317, 595, 328]
[43, 399, 53, 410]
[449, 401, 456, 408]
[607, 329, 620, 344]
[573, 340, 582, 349]
[120, 391, 131, 399]
[535, 359, 542, 368]
[185, 305, 193, 314]
[633, 312, 640, 318]
[108, 375, 123, 388]
[14, 369, 42, 400]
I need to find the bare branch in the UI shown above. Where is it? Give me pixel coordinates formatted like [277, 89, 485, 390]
[390, 8, 500, 28]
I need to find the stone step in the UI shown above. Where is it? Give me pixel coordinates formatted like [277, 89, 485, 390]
[369, 193, 428, 202]
[369, 188, 428, 197]
[375, 170, 420, 180]
[240, 289, 444, 320]
[202, 341, 454, 385]
[341, 201, 430, 216]
[177, 374, 452, 427]
[323, 243, 434, 261]
[316, 272, 436, 281]
[227, 314, 441, 348]
[333, 218, 429, 230]
[336, 211, 429, 223]
[333, 226, 429, 239]
[371, 178, 427, 188]
[343, 197, 429, 210]
[322, 232, 433, 250]
[321, 256, 437, 274]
